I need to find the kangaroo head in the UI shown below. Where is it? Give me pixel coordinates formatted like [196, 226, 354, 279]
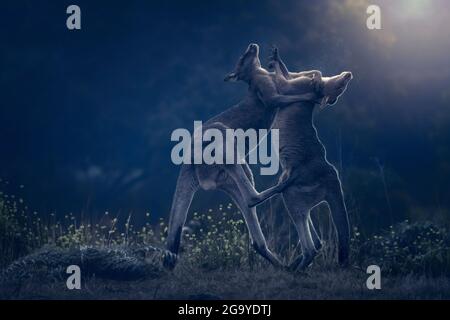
[224, 43, 261, 83]
[322, 71, 353, 106]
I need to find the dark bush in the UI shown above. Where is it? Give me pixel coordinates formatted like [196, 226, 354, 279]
[354, 220, 450, 276]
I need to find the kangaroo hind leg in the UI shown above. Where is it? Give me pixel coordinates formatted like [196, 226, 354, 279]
[283, 190, 318, 271]
[247, 169, 293, 208]
[221, 183, 284, 269]
[224, 162, 287, 209]
[165, 165, 199, 269]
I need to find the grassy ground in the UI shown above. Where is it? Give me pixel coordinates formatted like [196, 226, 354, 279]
[2, 191, 450, 300]
[4, 262, 450, 300]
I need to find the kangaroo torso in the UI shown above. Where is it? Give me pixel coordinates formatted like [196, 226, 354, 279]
[271, 102, 331, 184]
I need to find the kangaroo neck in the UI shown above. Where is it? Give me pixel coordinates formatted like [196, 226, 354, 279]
[247, 67, 267, 86]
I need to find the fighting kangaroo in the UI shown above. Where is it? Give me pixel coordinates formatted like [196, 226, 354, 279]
[165, 44, 351, 270]
[165, 44, 322, 269]
[249, 46, 353, 270]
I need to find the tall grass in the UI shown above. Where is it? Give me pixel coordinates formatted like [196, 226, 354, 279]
[0, 189, 164, 268]
[1, 185, 450, 277]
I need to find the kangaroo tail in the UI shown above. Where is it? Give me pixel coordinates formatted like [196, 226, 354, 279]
[326, 176, 351, 266]
[166, 165, 199, 255]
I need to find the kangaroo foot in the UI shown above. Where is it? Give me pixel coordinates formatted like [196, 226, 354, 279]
[288, 253, 316, 272]
[162, 250, 178, 270]
[314, 240, 324, 252]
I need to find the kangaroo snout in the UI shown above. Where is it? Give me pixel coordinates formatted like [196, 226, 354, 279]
[248, 43, 259, 53]
[342, 71, 353, 82]
[224, 43, 261, 83]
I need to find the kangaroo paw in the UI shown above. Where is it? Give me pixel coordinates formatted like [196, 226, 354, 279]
[269, 46, 280, 61]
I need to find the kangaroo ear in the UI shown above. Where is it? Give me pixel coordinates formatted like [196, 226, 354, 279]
[224, 72, 238, 82]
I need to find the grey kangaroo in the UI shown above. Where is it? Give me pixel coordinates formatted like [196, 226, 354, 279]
[165, 44, 321, 269]
[249, 46, 353, 270]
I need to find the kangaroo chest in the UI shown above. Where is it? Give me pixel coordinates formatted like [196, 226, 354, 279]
[271, 104, 326, 169]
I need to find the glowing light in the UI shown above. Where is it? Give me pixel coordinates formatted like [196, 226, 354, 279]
[400, 0, 432, 20]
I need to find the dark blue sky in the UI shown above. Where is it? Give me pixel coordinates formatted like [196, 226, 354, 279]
[1, 0, 450, 227]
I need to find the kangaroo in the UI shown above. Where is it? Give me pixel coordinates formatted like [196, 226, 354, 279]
[267, 47, 352, 107]
[164, 44, 322, 269]
[249, 46, 353, 270]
